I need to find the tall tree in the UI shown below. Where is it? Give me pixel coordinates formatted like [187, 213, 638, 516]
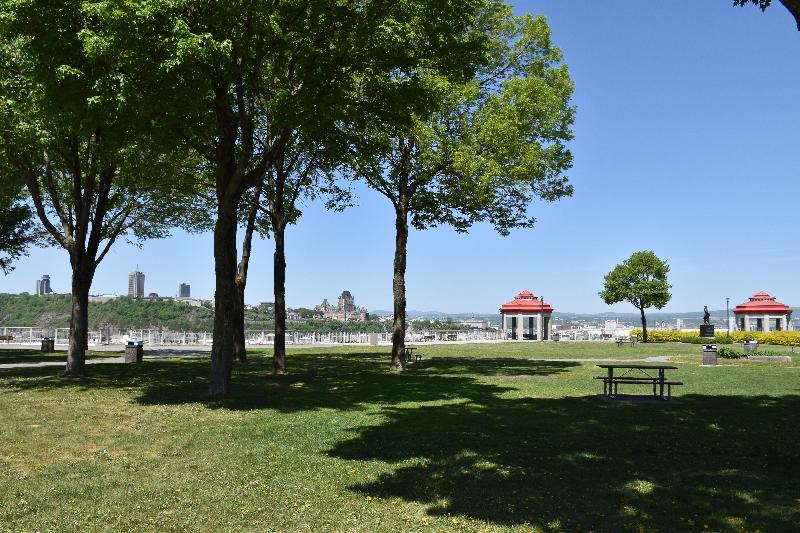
[137, 0, 492, 393]
[599, 250, 672, 343]
[0, 1, 194, 376]
[349, 7, 575, 370]
[734, 0, 800, 30]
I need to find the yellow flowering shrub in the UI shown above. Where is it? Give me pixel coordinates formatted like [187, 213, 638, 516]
[630, 329, 800, 346]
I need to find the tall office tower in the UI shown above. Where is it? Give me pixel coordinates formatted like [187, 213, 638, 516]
[36, 275, 52, 295]
[178, 283, 191, 298]
[128, 270, 145, 298]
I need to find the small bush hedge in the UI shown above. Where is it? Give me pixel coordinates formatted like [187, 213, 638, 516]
[718, 346, 790, 359]
[630, 329, 800, 346]
[630, 330, 732, 344]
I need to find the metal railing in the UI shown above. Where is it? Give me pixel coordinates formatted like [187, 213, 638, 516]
[0, 327, 506, 346]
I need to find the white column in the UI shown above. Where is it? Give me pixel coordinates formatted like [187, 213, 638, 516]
[744, 315, 750, 331]
[763, 314, 770, 332]
[787, 314, 793, 331]
[537, 313, 543, 341]
[516, 313, 523, 341]
[500, 313, 505, 338]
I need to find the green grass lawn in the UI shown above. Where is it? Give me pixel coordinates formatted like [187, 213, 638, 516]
[1, 342, 798, 532]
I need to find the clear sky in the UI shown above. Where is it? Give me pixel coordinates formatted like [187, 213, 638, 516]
[2, 1, 798, 314]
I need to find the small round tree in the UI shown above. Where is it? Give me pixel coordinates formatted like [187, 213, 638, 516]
[599, 251, 672, 343]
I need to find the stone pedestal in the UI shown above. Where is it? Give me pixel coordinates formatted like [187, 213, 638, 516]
[743, 340, 758, 352]
[700, 324, 715, 338]
[124, 344, 143, 363]
[702, 344, 718, 366]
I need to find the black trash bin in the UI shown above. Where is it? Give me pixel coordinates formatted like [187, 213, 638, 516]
[41, 337, 55, 353]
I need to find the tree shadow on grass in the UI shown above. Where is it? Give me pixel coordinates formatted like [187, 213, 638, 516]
[0, 353, 579, 413]
[329, 393, 800, 532]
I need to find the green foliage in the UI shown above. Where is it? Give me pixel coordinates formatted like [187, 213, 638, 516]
[0, 186, 35, 274]
[599, 251, 672, 312]
[718, 346, 744, 359]
[0, 0, 202, 262]
[719, 346, 789, 359]
[352, 4, 575, 234]
[0, 293, 214, 331]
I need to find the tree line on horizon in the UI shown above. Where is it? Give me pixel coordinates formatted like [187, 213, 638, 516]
[0, 1, 790, 397]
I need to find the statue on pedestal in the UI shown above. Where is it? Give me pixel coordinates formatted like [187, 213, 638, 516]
[700, 305, 714, 338]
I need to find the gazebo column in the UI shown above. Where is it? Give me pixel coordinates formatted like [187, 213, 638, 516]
[537, 313, 543, 341]
[744, 316, 750, 331]
[516, 313, 523, 341]
[763, 314, 770, 332]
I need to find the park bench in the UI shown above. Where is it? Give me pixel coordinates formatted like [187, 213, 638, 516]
[616, 335, 638, 347]
[0, 335, 13, 342]
[595, 364, 682, 400]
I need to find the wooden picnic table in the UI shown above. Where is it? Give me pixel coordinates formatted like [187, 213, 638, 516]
[403, 346, 421, 363]
[596, 364, 681, 400]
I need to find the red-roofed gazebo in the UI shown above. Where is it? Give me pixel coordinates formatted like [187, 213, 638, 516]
[499, 290, 553, 341]
[733, 292, 793, 332]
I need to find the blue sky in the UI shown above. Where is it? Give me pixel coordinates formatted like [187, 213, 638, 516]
[2, 1, 798, 314]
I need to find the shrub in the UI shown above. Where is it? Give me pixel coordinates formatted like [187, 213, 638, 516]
[718, 347, 743, 359]
[630, 330, 732, 344]
[730, 331, 800, 346]
[630, 329, 798, 346]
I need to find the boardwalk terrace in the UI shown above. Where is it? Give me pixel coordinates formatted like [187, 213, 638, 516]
[499, 290, 553, 341]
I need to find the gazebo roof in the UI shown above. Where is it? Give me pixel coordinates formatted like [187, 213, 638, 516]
[500, 290, 553, 314]
[733, 292, 792, 315]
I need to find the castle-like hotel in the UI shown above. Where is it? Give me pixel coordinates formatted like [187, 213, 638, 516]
[316, 290, 369, 322]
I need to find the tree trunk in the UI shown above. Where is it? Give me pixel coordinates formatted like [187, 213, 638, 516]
[209, 200, 238, 397]
[390, 208, 409, 371]
[233, 186, 260, 364]
[233, 280, 247, 363]
[639, 306, 648, 343]
[272, 224, 287, 374]
[65, 265, 92, 377]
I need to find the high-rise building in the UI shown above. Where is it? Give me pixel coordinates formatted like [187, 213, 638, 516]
[128, 270, 145, 298]
[35, 275, 52, 296]
[178, 283, 191, 298]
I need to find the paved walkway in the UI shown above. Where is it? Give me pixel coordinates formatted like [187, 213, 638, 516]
[0, 349, 208, 370]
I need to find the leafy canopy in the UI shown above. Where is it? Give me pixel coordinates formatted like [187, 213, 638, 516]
[0, 0, 202, 262]
[351, 3, 575, 233]
[599, 250, 672, 312]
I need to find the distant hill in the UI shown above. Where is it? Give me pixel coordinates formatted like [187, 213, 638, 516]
[0, 293, 215, 331]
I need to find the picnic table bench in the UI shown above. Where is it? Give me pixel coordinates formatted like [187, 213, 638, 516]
[595, 364, 682, 400]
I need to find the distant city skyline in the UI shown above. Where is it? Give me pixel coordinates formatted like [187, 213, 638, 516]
[1, 1, 798, 313]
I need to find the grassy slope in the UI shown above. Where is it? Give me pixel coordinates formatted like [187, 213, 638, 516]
[1, 342, 798, 532]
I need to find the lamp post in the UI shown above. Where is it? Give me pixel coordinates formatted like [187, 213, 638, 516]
[726, 297, 730, 338]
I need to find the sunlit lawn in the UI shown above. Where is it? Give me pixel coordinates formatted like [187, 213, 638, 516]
[1, 342, 798, 532]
